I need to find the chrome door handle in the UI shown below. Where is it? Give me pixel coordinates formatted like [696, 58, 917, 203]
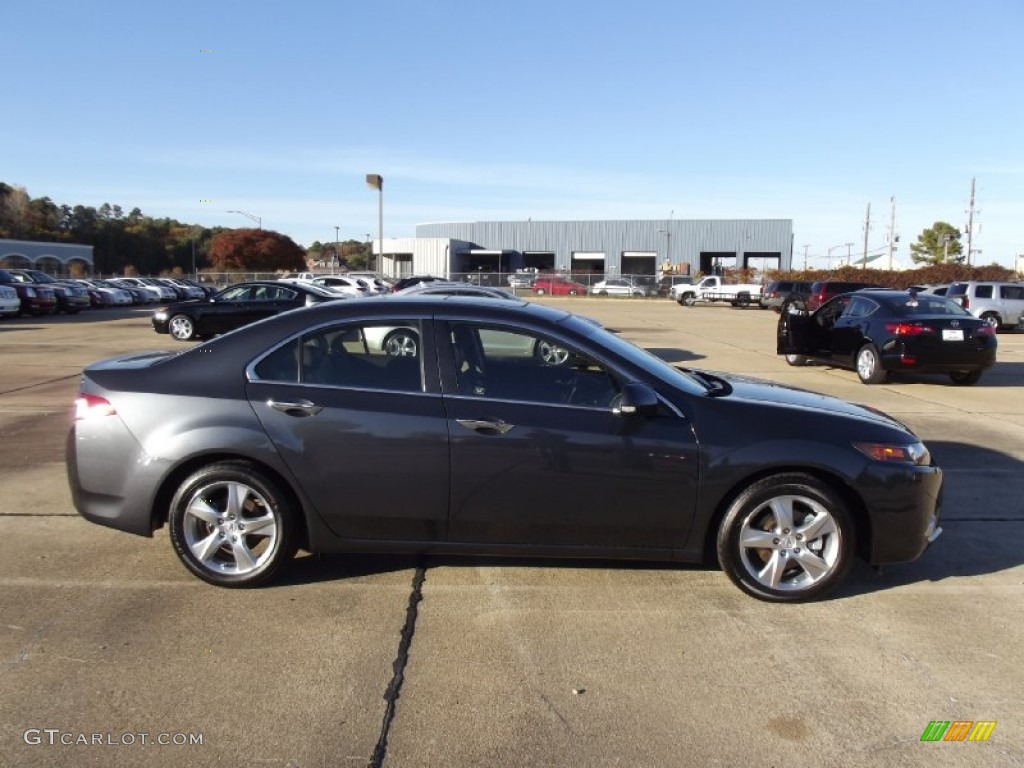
[267, 399, 323, 417]
[456, 418, 514, 435]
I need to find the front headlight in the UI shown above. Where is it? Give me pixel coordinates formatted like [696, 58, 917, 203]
[854, 441, 931, 466]
[153, 309, 168, 320]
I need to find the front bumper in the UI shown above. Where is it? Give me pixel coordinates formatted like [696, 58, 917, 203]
[862, 461, 943, 564]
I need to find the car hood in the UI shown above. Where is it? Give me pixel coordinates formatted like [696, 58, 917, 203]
[705, 370, 912, 433]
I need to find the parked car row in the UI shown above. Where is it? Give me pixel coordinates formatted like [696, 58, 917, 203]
[0, 270, 219, 317]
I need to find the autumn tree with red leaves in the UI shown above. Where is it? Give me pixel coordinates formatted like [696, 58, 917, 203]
[207, 228, 306, 271]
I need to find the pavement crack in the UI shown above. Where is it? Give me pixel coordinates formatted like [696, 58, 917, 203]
[367, 560, 426, 768]
[0, 372, 81, 397]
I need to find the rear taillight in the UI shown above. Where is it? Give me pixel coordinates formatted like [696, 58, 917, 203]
[976, 324, 995, 337]
[886, 322, 934, 336]
[75, 395, 116, 420]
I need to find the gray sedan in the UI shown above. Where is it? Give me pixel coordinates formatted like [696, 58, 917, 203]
[68, 296, 942, 602]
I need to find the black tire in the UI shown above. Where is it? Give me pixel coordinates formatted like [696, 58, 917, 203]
[168, 462, 297, 587]
[168, 314, 197, 341]
[736, 293, 751, 308]
[949, 370, 982, 386]
[535, 288, 546, 296]
[682, 293, 697, 307]
[568, 289, 579, 296]
[855, 344, 887, 384]
[383, 329, 419, 357]
[784, 354, 808, 367]
[717, 473, 854, 602]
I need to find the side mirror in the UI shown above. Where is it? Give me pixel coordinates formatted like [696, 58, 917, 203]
[613, 382, 659, 417]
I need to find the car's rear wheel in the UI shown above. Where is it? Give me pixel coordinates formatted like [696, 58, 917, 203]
[856, 344, 887, 384]
[980, 312, 1002, 331]
[383, 329, 419, 357]
[568, 289, 579, 296]
[949, 370, 982, 385]
[717, 473, 854, 602]
[168, 314, 197, 341]
[535, 340, 570, 366]
[169, 462, 297, 587]
[784, 353, 808, 366]
[535, 288, 546, 296]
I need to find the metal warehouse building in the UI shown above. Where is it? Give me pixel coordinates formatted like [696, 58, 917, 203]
[373, 219, 793, 278]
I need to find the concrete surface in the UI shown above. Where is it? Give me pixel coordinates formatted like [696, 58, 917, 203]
[1, 300, 1021, 767]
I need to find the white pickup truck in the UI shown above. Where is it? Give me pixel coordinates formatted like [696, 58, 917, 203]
[671, 276, 764, 307]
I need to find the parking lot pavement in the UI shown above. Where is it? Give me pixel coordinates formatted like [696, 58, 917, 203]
[1, 301, 1022, 766]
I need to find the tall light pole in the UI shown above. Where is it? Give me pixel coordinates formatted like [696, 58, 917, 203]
[226, 210, 262, 228]
[802, 244, 810, 271]
[364, 234, 372, 272]
[334, 226, 340, 273]
[365, 174, 383, 274]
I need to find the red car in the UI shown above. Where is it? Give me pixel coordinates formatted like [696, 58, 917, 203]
[531, 275, 588, 296]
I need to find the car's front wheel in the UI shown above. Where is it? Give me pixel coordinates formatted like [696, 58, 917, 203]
[535, 288, 546, 296]
[856, 344, 887, 384]
[784, 353, 808, 366]
[168, 314, 197, 341]
[168, 462, 297, 587]
[717, 473, 854, 602]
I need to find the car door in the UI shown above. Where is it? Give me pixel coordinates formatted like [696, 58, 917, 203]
[246, 318, 450, 542]
[438, 320, 699, 549]
[201, 285, 256, 335]
[830, 295, 874, 364]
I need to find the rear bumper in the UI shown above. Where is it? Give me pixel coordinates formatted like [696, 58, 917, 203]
[66, 422, 167, 537]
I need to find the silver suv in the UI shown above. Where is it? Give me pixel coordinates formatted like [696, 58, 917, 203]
[946, 281, 1024, 331]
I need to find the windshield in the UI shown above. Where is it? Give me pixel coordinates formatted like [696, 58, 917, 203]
[560, 315, 706, 395]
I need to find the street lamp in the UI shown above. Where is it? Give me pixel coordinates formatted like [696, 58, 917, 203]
[334, 226, 340, 273]
[226, 210, 262, 229]
[364, 234, 372, 272]
[658, 228, 672, 271]
[365, 174, 383, 273]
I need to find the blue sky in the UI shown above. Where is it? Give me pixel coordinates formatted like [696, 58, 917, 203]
[4, 0, 1022, 268]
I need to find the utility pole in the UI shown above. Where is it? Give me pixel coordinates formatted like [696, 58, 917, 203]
[964, 177, 978, 266]
[862, 202, 871, 269]
[886, 196, 897, 271]
[802, 244, 810, 271]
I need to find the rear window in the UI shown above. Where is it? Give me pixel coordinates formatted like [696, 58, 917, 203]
[947, 283, 968, 297]
[1000, 285, 1024, 300]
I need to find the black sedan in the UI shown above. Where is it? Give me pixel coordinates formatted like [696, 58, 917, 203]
[69, 296, 942, 602]
[152, 280, 345, 341]
[778, 289, 997, 385]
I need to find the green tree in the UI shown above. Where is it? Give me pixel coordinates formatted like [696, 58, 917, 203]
[208, 228, 306, 271]
[910, 221, 963, 265]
